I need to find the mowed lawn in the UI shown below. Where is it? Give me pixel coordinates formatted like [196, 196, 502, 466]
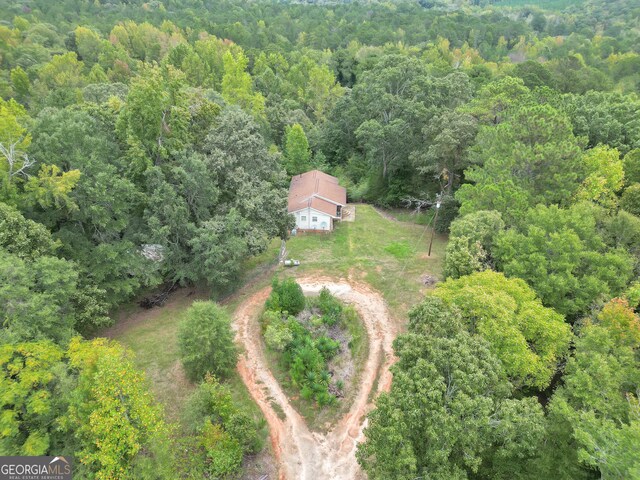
[284, 204, 447, 322]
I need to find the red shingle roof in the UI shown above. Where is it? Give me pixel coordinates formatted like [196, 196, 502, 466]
[288, 170, 347, 217]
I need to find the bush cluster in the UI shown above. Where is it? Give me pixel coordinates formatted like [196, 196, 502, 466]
[183, 375, 264, 478]
[262, 281, 347, 406]
[317, 287, 343, 326]
[265, 277, 306, 315]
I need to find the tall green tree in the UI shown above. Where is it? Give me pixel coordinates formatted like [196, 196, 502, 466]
[283, 123, 311, 175]
[0, 202, 57, 260]
[34, 52, 86, 108]
[0, 98, 32, 203]
[456, 104, 584, 220]
[574, 145, 624, 209]
[464, 76, 531, 125]
[444, 210, 505, 279]
[433, 270, 571, 389]
[116, 65, 190, 165]
[322, 55, 473, 203]
[495, 203, 635, 318]
[1, 338, 172, 476]
[178, 301, 237, 382]
[541, 299, 640, 479]
[64, 338, 173, 480]
[412, 110, 478, 194]
[621, 184, 640, 216]
[0, 249, 78, 344]
[624, 149, 640, 185]
[10, 67, 30, 103]
[30, 106, 154, 306]
[559, 92, 640, 155]
[357, 297, 546, 479]
[221, 50, 265, 119]
[0, 341, 65, 455]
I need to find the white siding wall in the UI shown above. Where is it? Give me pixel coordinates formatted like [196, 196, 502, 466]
[294, 208, 333, 231]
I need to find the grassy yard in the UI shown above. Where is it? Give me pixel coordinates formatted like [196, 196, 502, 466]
[110, 289, 267, 436]
[284, 204, 446, 322]
[114, 293, 195, 422]
[387, 208, 434, 225]
[109, 287, 274, 477]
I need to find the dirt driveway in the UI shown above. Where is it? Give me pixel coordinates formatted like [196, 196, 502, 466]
[233, 276, 397, 480]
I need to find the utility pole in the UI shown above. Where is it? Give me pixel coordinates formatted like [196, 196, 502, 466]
[428, 197, 441, 257]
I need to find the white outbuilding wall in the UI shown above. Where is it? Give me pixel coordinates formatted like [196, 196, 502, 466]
[293, 207, 333, 231]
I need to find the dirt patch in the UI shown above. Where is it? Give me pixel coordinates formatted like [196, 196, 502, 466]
[241, 444, 279, 480]
[326, 322, 354, 398]
[421, 274, 439, 286]
[233, 276, 397, 480]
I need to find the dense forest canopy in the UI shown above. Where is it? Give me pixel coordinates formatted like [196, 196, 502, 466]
[0, 0, 639, 478]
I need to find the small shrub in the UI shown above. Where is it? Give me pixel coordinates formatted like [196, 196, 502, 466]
[316, 391, 336, 407]
[226, 411, 262, 454]
[310, 315, 324, 328]
[300, 385, 314, 401]
[200, 421, 243, 478]
[264, 320, 293, 352]
[315, 336, 340, 360]
[263, 285, 346, 407]
[264, 291, 281, 312]
[260, 309, 282, 331]
[183, 376, 251, 435]
[178, 301, 237, 382]
[289, 345, 324, 387]
[268, 278, 305, 315]
[318, 287, 343, 326]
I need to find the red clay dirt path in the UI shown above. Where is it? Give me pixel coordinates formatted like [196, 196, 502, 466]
[233, 276, 397, 480]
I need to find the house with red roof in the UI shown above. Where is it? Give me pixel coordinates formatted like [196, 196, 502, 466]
[288, 170, 347, 231]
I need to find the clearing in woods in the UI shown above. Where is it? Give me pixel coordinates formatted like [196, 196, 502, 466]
[105, 203, 447, 479]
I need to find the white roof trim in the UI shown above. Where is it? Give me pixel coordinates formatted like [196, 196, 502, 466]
[290, 206, 341, 219]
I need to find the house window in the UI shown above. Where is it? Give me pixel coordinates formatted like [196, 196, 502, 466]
[301, 215, 307, 221]
[312, 216, 318, 222]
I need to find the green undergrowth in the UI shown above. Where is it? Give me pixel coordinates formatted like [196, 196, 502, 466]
[261, 279, 369, 431]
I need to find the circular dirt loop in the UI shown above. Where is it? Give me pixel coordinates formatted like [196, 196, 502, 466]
[233, 277, 397, 480]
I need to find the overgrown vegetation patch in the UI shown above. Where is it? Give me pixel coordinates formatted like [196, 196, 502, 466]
[178, 375, 267, 479]
[261, 278, 368, 427]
